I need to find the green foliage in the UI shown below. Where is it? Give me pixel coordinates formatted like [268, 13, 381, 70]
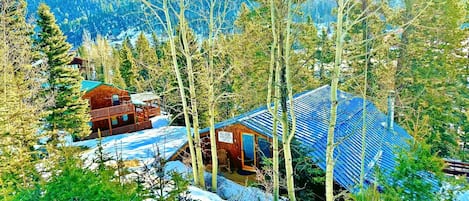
[137, 146, 191, 201]
[0, 0, 44, 197]
[36, 3, 91, 140]
[257, 139, 325, 200]
[379, 142, 445, 201]
[13, 159, 143, 201]
[287, 140, 325, 200]
[135, 32, 158, 91]
[393, 0, 468, 158]
[119, 37, 141, 92]
[350, 185, 380, 201]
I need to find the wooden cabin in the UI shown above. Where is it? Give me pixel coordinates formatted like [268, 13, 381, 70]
[200, 124, 272, 172]
[81, 80, 152, 140]
[180, 85, 415, 192]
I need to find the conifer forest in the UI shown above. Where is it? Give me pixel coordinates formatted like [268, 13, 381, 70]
[1, 0, 468, 200]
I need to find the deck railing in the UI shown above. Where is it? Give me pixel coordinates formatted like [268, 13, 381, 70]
[147, 107, 161, 117]
[444, 159, 469, 177]
[90, 104, 134, 120]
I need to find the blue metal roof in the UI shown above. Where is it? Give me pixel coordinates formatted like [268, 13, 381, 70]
[81, 80, 103, 92]
[201, 85, 413, 191]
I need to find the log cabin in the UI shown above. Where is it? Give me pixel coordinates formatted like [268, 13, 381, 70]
[80, 80, 160, 140]
[175, 85, 414, 191]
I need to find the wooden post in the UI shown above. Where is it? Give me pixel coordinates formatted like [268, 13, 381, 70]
[108, 118, 113, 136]
[133, 105, 138, 130]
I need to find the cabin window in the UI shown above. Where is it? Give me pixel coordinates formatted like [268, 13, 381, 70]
[258, 137, 271, 159]
[122, 114, 128, 122]
[111, 117, 118, 125]
[88, 121, 93, 127]
[112, 94, 119, 105]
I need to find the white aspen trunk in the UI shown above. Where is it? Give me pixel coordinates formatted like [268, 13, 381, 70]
[326, 0, 345, 200]
[268, 1, 280, 200]
[283, 0, 296, 200]
[179, 0, 206, 188]
[359, 0, 370, 192]
[161, 0, 199, 186]
[208, 0, 218, 193]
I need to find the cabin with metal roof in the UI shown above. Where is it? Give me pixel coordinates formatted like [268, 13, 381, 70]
[80, 80, 153, 140]
[191, 85, 412, 191]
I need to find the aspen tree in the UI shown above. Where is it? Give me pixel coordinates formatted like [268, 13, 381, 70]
[325, 0, 345, 200]
[141, 0, 204, 187]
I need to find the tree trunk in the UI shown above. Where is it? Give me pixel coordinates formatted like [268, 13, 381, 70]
[359, 0, 370, 192]
[281, 0, 296, 199]
[208, 0, 218, 192]
[268, 1, 280, 199]
[179, 0, 206, 188]
[326, 0, 345, 200]
[161, 0, 199, 186]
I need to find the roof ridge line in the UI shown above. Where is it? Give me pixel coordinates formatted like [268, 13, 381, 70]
[239, 85, 330, 121]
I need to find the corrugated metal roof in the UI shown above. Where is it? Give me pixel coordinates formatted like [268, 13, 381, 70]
[200, 85, 412, 191]
[81, 80, 103, 92]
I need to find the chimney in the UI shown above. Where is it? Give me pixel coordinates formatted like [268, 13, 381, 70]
[387, 90, 395, 131]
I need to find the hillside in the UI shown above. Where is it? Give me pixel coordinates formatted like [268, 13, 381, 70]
[26, 0, 336, 46]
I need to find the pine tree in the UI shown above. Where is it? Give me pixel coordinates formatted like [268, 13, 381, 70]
[119, 37, 140, 92]
[394, 0, 468, 158]
[36, 3, 90, 140]
[0, 0, 44, 197]
[111, 48, 127, 89]
[135, 32, 158, 91]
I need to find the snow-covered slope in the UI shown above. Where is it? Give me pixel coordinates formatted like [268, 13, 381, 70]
[73, 126, 187, 164]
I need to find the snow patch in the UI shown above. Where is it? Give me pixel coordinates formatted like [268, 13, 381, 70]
[150, 115, 170, 129]
[72, 126, 188, 165]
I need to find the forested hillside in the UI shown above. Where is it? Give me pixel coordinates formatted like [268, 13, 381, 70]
[2, 0, 468, 201]
[26, 0, 336, 46]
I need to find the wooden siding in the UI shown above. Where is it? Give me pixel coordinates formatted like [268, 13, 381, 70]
[90, 114, 136, 132]
[82, 85, 130, 110]
[85, 120, 151, 140]
[200, 124, 270, 170]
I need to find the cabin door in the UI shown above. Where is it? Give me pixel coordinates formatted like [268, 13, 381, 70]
[241, 133, 256, 171]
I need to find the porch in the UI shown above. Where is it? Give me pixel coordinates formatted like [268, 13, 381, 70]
[205, 165, 258, 186]
[90, 103, 135, 121]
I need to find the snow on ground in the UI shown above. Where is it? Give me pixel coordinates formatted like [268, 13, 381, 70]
[458, 191, 469, 201]
[165, 160, 276, 201]
[72, 126, 187, 165]
[150, 115, 170, 129]
[187, 186, 225, 201]
[72, 126, 273, 201]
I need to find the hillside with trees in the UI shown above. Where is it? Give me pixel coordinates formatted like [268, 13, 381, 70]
[1, 0, 468, 200]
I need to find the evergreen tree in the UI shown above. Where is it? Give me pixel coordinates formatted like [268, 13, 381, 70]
[36, 3, 90, 140]
[135, 32, 158, 91]
[119, 37, 140, 92]
[0, 0, 44, 197]
[111, 48, 127, 89]
[394, 0, 467, 158]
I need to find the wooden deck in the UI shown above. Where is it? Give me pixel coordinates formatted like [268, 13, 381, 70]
[444, 159, 469, 177]
[90, 104, 135, 121]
